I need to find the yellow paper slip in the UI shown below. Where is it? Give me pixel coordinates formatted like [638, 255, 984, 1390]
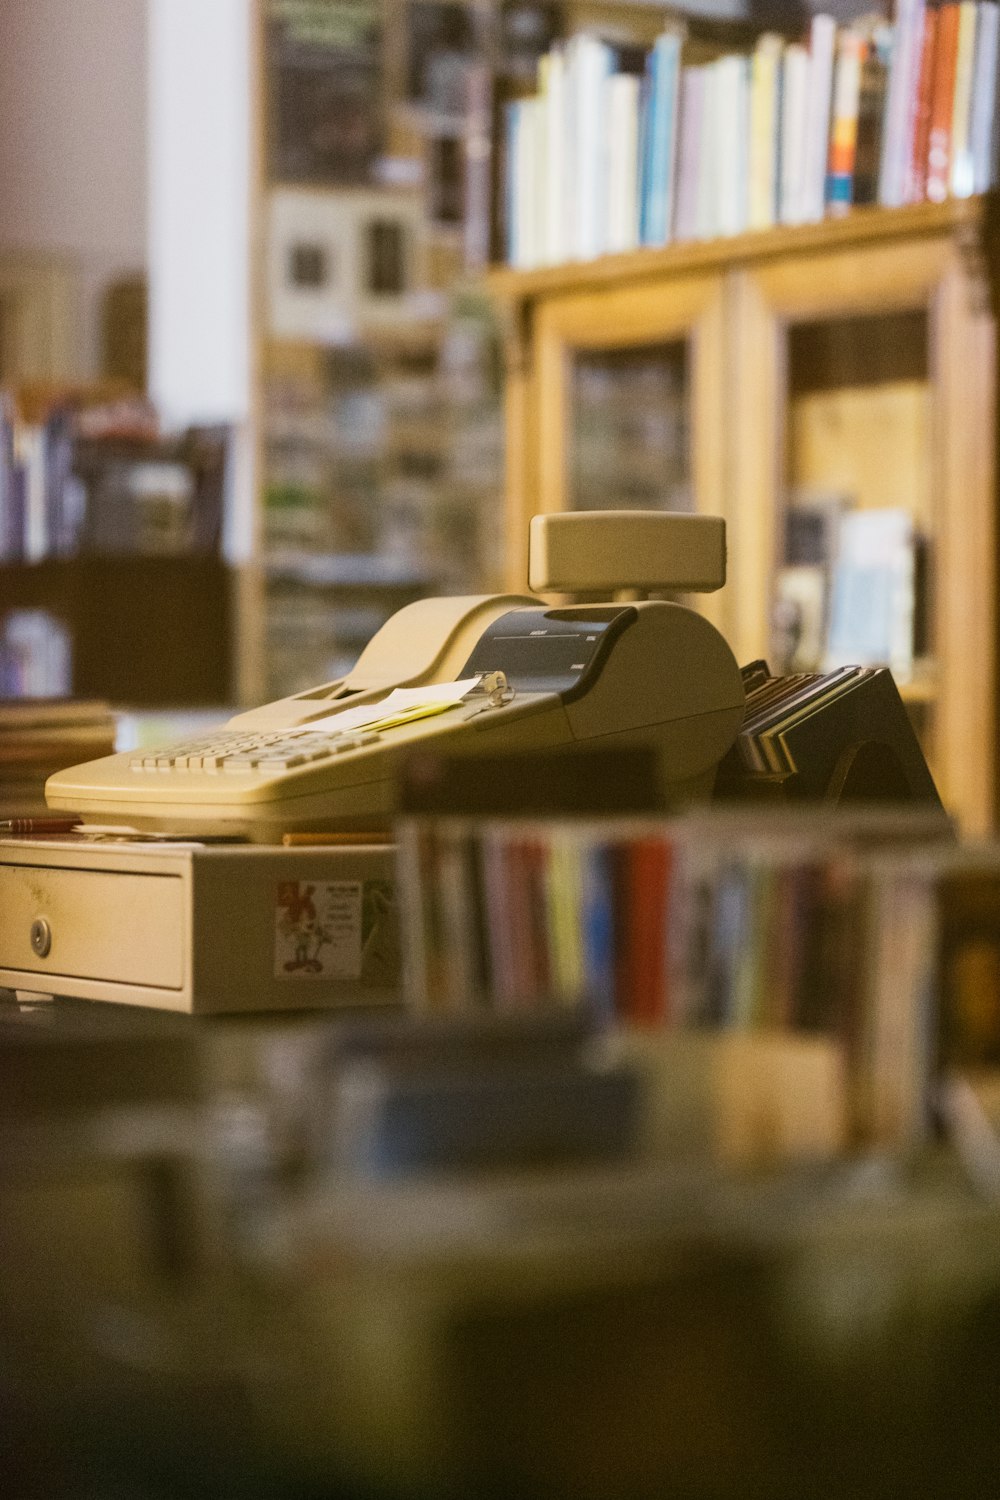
[363, 701, 462, 734]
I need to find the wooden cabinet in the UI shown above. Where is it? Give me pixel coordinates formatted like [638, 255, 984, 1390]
[489, 197, 1000, 832]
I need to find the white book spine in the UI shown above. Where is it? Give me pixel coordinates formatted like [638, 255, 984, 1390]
[804, 13, 837, 221]
[716, 55, 749, 237]
[971, 1, 1000, 191]
[780, 44, 809, 224]
[574, 36, 613, 261]
[607, 73, 641, 253]
[697, 63, 719, 239]
[518, 97, 541, 269]
[674, 66, 704, 241]
[19, 427, 47, 563]
[545, 48, 567, 265]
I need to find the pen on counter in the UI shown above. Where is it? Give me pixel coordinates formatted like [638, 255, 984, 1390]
[282, 831, 393, 846]
[0, 817, 80, 835]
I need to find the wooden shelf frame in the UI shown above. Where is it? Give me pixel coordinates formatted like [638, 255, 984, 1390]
[489, 196, 1000, 832]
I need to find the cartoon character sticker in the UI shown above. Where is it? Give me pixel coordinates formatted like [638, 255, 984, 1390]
[275, 880, 363, 979]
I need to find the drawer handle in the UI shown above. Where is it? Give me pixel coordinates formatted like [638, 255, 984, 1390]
[30, 918, 52, 959]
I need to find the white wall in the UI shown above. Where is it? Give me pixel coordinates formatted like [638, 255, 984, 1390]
[0, 0, 147, 376]
[147, 0, 254, 561]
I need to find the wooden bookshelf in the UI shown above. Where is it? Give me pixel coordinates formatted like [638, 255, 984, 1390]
[0, 555, 234, 705]
[488, 195, 1000, 834]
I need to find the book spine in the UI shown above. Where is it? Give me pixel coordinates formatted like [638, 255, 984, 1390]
[715, 53, 749, 237]
[505, 99, 523, 266]
[574, 36, 614, 261]
[854, 27, 890, 203]
[827, 29, 866, 213]
[623, 837, 673, 1025]
[907, 6, 939, 202]
[543, 46, 566, 265]
[950, 0, 980, 194]
[927, 3, 962, 201]
[607, 72, 641, 254]
[674, 65, 704, 241]
[971, 0, 1000, 189]
[748, 34, 782, 230]
[462, 62, 493, 271]
[880, 0, 927, 205]
[780, 43, 809, 224]
[805, 13, 837, 222]
[696, 61, 719, 238]
[642, 31, 682, 246]
[19, 426, 48, 563]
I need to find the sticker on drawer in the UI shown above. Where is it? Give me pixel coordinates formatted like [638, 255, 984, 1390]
[275, 879, 362, 979]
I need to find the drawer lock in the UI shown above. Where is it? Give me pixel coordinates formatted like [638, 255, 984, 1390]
[30, 918, 52, 959]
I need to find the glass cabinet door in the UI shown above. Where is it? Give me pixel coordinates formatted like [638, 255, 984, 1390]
[731, 222, 996, 831]
[508, 272, 729, 630]
[570, 342, 691, 515]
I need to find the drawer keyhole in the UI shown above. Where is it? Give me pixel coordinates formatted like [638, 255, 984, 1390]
[30, 918, 52, 959]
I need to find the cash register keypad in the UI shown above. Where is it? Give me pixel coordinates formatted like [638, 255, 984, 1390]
[129, 727, 381, 774]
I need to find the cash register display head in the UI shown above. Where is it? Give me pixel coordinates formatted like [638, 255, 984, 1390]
[528, 512, 727, 597]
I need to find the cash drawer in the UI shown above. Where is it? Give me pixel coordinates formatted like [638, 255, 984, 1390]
[0, 865, 185, 989]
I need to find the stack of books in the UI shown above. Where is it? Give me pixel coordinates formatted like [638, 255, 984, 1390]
[504, 3, 1000, 267]
[0, 698, 116, 820]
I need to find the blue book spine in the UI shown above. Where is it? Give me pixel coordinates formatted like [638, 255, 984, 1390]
[638, 53, 657, 244]
[642, 33, 681, 246]
[582, 840, 616, 1025]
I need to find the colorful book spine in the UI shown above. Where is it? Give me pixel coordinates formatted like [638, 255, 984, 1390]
[879, 0, 927, 205]
[854, 25, 891, 204]
[805, 13, 838, 222]
[502, 6, 1000, 267]
[927, 4, 962, 202]
[827, 28, 867, 212]
[907, 6, 939, 203]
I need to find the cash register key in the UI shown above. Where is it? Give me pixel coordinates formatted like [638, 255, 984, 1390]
[334, 732, 380, 753]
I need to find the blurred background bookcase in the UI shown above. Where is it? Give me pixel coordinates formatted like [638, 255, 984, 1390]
[489, 195, 1000, 833]
[248, 0, 512, 706]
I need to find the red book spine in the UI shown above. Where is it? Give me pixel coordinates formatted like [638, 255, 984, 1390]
[927, 4, 961, 201]
[623, 838, 673, 1027]
[909, 5, 940, 200]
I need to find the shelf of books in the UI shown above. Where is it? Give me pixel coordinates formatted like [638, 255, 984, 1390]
[487, 0, 1000, 835]
[0, 386, 234, 706]
[398, 803, 1000, 1161]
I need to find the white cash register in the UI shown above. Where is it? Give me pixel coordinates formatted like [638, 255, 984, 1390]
[46, 512, 745, 841]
